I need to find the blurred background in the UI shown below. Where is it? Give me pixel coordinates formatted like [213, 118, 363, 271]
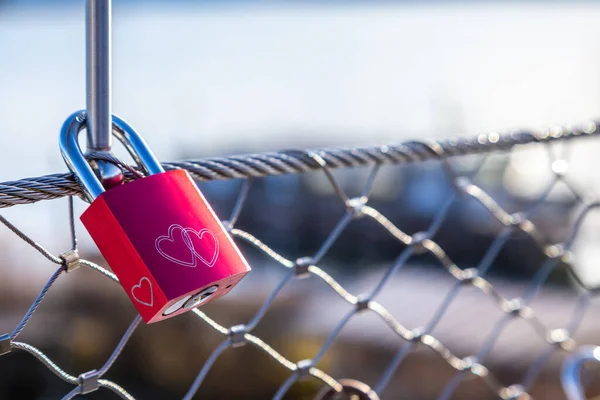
[2, 0, 600, 399]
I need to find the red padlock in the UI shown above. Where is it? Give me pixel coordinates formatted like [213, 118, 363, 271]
[60, 111, 251, 323]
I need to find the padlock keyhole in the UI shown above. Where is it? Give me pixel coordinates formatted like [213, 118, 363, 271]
[161, 285, 220, 317]
[184, 285, 219, 310]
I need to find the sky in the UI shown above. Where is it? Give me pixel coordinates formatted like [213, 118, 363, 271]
[1, 1, 600, 281]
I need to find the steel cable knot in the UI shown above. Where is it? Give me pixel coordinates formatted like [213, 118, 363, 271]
[408, 327, 424, 342]
[510, 212, 525, 227]
[228, 324, 248, 348]
[501, 384, 529, 400]
[346, 197, 367, 219]
[459, 268, 479, 285]
[503, 298, 523, 315]
[548, 329, 576, 351]
[461, 356, 486, 376]
[355, 295, 370, 312]
[295, 359, 312, 378]
[294, 257, 313, 279]
[453, 176, 471, 193]
[411, 231, 429, 254]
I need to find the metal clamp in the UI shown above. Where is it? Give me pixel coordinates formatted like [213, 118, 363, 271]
[409, 327, 423, 342]
[561, 345, 600, 400]
[346, 197, 366, 219]
[355, 295, 370, 312]
[454, 176, 471, 192]
[411, 231, 429, 255]
[229, 325, 247, 348]
[502, 384, 526, 400]
[60, 248, 81, 273]
[296, 359, 312, 378]
[294, 257, 313, 279]
[78, 369, 100, 395]
[459, 268, 479, 285]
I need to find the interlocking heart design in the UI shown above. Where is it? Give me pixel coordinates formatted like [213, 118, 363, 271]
[155, 224, 219, 268]
[131, 276, 153, 307]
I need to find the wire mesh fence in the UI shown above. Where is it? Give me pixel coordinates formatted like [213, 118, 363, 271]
[1, 121, 600, 399]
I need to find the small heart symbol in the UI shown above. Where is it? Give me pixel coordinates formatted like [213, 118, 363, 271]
[131, 277, 153, 307]
[155, 224, 197, 267]
[185, 228, 219, 267]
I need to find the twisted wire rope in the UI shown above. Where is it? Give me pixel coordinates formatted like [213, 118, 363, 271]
[0, 121, 597, 208]
[0, 120, 599, 399]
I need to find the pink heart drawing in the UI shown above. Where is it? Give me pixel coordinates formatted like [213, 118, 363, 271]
[131, 277, 153, 307]
[155, 224, 219, 268]
[185, 227, 219, 268]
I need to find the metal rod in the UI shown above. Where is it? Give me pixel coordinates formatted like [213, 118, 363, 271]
[86, 0, 111, 152]
[60, 110, 165, 202]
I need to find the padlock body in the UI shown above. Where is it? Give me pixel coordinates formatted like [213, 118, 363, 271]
[81, 169, 251, 323]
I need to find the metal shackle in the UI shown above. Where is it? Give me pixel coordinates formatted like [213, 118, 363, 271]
[60, 110, 164, 202]
[561, 345, 600, 400]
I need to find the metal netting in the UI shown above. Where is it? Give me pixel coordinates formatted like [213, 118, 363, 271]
[1, 121, 600, 399]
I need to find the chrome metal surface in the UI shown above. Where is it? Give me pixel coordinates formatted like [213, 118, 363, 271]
[78, 369, 100, 395]
[162, 296, 192, 316]
[184, 285, 219, 310]
[86, 0, 111, 153]
[59, 110, 165, 201]
[59, 248, 81, 273]
[86, 0, 122, 188]
[111, 114, 164, 176]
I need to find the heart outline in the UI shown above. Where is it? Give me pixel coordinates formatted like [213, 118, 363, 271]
[155, 224, 197, 267]
[131, 276, 153, 307]
[185, 227, 219, 267]
[155, 224, 219, 268]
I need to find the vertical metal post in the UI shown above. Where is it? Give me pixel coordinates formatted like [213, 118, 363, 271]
[85, 0, 123, 188]
[86, 0, 111, 152]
